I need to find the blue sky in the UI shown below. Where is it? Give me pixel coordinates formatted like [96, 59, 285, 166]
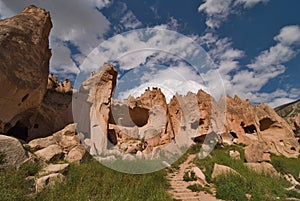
[1, 0, 300, 107]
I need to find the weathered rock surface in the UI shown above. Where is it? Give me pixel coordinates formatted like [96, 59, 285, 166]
[211, 163, 239, 179]
[275, 99, 300, 136]
[73, 63, 118, 155]
[0, 135, 29, 169]
[0, 6, 51, 140]
[244, 142, 271, 163]
[35, 144, 63, 162]
[245, 162, 279, 177]
[65, 144, 86, 163]
[35, 173, 65, 192]
[38, 163, 69, 177]
[229, 150, 241, 160]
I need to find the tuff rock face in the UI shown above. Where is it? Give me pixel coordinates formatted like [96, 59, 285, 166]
[275, 99, 300, 136]
[0, 6, 52, 139]
[73, 63, 118, 156]
[0, 6, 74, 141]
[80, 63, 299, 160]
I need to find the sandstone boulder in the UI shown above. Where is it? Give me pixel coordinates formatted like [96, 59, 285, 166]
[229, 150, 241, 160]
[35, 173, 65, 192]
[35, 144, 63, 161]
[245, 162, 279, 177]
[192, 166, 207, 186]
[0, 135, 29, 169]
[65, 145, 86, 163]
[0, 6, 52, 141]
[211, 163, 239, 179]
[38, 163, 69, 177]
[28, 136, 55, 151]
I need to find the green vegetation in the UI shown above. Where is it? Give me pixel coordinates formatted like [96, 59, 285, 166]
[0, 157, 172, 201]
[0, 161, 41, 201]
[193, 145, 299, 201]
[183, 170, 196, 182]
[36, 159, 172, 201]
[271, 154, 300, 178]
[0, 152, 5, 164]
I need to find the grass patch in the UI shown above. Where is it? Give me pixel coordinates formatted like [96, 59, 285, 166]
[35, 158, 173, 201]
[194, 145, 297, 201]
[271, 154, 300, 179]
[0, 161, 41, 201]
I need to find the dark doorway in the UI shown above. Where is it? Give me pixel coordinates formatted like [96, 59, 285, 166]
[6, 121, 28, 141]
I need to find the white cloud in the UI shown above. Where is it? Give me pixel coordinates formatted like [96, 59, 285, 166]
[117, 66, 209, 102]
[235, 0, 269, 8]
[1, 0, 111, 76]
[198, 0, 270, 28]
[274, 25, 300, 46]
[198, 0, 233, 28]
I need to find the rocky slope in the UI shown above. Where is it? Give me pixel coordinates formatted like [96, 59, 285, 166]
[275, 99, 300, 136]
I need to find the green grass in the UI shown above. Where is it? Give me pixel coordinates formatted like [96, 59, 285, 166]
[0, 161, 41, 201]
[271, 154, 300, 179]
[35, 158, 173, 201]
[194, 145, 298, 201]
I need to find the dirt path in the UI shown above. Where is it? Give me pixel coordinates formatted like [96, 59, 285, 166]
[167, 154, 222, 201]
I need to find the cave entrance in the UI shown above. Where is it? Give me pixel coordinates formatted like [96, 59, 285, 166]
[259, 118, 274, 131]
[241, 123, 257, 134]
[129, 107, 149, 127]
[6, 121, 28, 141]
[230, 131, 238, 139]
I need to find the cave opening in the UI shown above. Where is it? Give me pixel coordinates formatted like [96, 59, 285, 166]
[241, 124, 257, 134]
[259, 118, 274, 131]
[6, 121, 28, 141]
[230, 131, 238, 139]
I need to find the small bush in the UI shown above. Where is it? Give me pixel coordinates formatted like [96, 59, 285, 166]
[187, 184, 204, 192]
[183, 170, 197, 182]
[271, 154, 300, 179]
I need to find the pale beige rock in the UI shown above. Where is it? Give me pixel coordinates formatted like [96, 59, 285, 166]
[0, 135, 29, 169]
[38, 163, 69, 177]
[211, 163, 239, 179]
[35, 144, 63, 161]
[73, 63, 117, 156]
[229, 150, 241, 160]
[65, 145, 86, 163]
[245, 162, 279, 177]
[28, 136, 55, 151]
[192, 166, 207, 186]
[245, 142, 271, 163]
[35, 173, 65, 192]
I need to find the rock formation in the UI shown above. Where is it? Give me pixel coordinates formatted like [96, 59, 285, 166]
[275, 99, 300, 136]
[0, 5, 51, 140]
[0, 6, 73, 141]
[73, 63, 118, 156]
[47, 74, 73, 93]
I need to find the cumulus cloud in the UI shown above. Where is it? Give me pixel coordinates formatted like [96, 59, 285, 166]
[198, 0, 270, 28]
[1, 0, 111, 76]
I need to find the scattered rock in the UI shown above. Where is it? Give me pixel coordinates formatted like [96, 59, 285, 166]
[245, 162, 279, 177]
[245, 193, 252, 200]
[284, 174, 300, 186]
[35, 144, 63, 162]
[229, 150, 241, 160]
[35, 173, 65, 192]
[192, 166, 207, 186]
[65, 145, 86, 163]
[0, 135, 29, 169]
[211, 163, 239, 179]
[38, 163, 69, 177]
[28, 136, 55, 151]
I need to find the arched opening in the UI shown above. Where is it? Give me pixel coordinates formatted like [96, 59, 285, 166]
[259, 118, 274, 131]
[6, 121, 28, 141]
